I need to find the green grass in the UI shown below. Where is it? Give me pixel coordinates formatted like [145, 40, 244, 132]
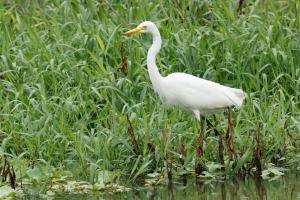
[0, 0, 299, 191]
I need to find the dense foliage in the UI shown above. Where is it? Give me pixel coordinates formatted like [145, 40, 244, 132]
[0, 0, 299, 189]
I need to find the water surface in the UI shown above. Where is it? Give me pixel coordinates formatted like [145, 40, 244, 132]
[51, 174, 300, 199]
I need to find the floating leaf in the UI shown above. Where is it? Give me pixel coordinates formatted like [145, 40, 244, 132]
[0, 185, 16, 198]
[146, 172, 161, 178]
[198, 171, 215, 180]
[268, 168, 284, 176]
[261, 167, 285, 180]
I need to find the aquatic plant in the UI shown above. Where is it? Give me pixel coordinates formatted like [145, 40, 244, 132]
[0, 0, 299, 195]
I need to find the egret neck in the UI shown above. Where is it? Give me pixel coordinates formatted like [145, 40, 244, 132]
[147, 27, 163, 94]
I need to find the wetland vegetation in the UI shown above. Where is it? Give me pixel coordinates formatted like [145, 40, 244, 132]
[0, 0, 299, 198]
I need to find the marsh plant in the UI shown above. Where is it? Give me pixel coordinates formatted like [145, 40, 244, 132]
[0, 0, 299, 196]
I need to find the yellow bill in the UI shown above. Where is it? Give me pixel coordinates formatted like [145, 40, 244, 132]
[124, 26, 145, 36]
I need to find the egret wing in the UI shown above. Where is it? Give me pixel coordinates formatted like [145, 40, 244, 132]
[162, 73, 244, 110]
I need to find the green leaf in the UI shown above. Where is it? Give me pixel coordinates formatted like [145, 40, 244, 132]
[133, 160, 152, 180]
[26, 167, 43, 181]
[96, 35, 105, 50]
[87, 50, 109, 76]
[233, 147, 252, 173]
[97, 170, 115, 184]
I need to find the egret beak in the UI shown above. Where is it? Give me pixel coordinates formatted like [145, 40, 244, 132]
[124, 26, 145, 36]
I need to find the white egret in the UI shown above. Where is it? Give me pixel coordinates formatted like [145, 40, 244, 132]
[125, 22, 245, 173]
[124, 21, 245, 123]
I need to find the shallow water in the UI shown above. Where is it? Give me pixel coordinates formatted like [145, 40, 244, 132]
[50, 174, 299, 199]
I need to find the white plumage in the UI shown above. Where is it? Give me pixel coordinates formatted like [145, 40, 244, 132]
[125, 21, 245, 121]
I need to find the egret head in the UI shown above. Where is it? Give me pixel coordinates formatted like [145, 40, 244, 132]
[124, 21, 158, 36]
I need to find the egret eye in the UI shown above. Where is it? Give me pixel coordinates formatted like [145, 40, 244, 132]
[140, 26, 146, 31]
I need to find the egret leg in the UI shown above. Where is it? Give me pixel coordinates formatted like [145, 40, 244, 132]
[196, 116, 205, 157]
[226, 107, 236, 160]
[206, 115, 225, 172]
[195, 116, 207, 175]
[200, 116, 205, 133]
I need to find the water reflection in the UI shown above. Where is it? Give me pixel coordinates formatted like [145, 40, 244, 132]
[54, 173, 299, 200]
[138, 174, 298, 200]
[168, 181, 174, 200]
[221, 182, 226, 200]
[254, 176, 266, 200]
